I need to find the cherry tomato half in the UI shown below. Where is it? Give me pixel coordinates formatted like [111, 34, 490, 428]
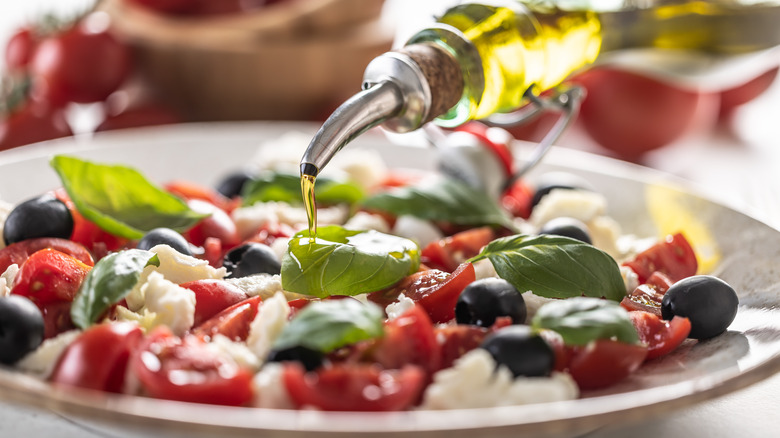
[365, 304, 441, 374]
[622, 233, 698, 284]
[620, 271, 674, 316]
[180, 279, 249, 327]
[567, 339, 647, 390]
[0, 237, 93, 273]
[421, 227, 494, 273]
[191, 295, 263, 342]
[629, 311, 691, 361]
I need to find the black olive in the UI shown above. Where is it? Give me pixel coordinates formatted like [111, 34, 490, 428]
[480, 325, 554, 377]
[223, 242, 281, 278]
[216, 170, 253, 199]
[661, 275, 739, 340]
[3, 194, 73, 246]
[137, 228, 192, 256]
[539, 217, 592, 244]
[455, 278, 526, 327]
[531, 172, 593, 208]
[267, 345, 324, 371]
[0, 295, 45, 365]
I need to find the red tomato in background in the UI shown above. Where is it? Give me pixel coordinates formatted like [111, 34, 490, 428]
[622, 233, 698, 284]
[50, 322, 143, 392]
[182, 199, 241, 250]
[132, 326, 254, 406]
[365, 304, 441, 374]
[567, 339, 647, 390]
[573, 68, 717, 162]
[191, 295, 263, 342]
[421, 227, 494, 273]
[501, 178, 534, 219]
[165, 181, 237, 214]
[96, 102, 182, 132]
[629, 311, 691, 360]
[0, 100, 72, 150]
[123, 0, 198, 14]
[719, 67, 779, 116]
[4, 27, 39, 72]
[0, 237, 93, 273]
[180, 279, 249, 327]
[283, 363, 425, 411]
[29, 14, 132, 106]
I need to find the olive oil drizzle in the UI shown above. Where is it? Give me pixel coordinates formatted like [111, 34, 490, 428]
[301, 174, 317, 241]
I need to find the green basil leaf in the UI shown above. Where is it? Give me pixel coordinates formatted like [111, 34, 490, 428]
[469, 234, 625, 301]
[70, 249, 160, 329]
[273, 299, 384, 353]
[531, 297, 639, 346]
[51, 155, 208, 239]
[281, 225, 420, 298]
[242, 172, 364, 206]
[361, 177, 514, 228]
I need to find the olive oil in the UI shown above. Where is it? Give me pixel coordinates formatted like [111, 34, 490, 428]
[301, 173, 317, 240]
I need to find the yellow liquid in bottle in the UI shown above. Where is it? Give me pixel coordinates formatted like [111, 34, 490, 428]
[301, 174, 317, 240]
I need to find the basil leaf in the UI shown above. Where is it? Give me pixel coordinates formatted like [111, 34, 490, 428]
[281, 225, 420, 298]
[242, 172, 364, 206]
[361, 177, 514, 229]
[273, 299, 384, 353]
[51, 155, 208, 239]
[531, 297, 639, 346]
[70, 249, 160, 329]
[469, 234, 625, 301]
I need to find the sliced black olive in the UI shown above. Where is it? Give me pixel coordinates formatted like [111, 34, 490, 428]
[215, 170, 253, 199]
[3, 194, 73, 246]
[267, 345, 324, 371]
[531, 172, 593, 208]
[480, 325, 554, 377]
[223, 242, 281, 278]
[137, 227, 192, 256]
[0, 295, 45, 365]
[455, 278, 526, 327]
[539, 217, 592, 244]
[661, 275, 739, 340]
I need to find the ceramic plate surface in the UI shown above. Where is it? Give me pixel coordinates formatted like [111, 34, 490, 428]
[1, 122, 779, 438]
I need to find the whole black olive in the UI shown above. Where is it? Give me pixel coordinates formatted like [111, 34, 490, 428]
[455, 278, 526, 327]
[480, 325, 555, 377]
[0, 295, 45, 365]
[267, 345, 324, 372]
[137, 227, 192, 256]
[215, 170, 253, 199]
[539, 217, 592, 244]
[224, 242, 281, 278]
[3, 194, 73, 246]
[661, 275, 739, 340]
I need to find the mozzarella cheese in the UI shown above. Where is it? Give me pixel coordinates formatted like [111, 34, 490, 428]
[343, 211, 391, 234]
[385, 293, 415, 320]
[206, 334, 262, 372]
[16, 330, 82, 379]
[252, 363, 295, 409]
[226, 274, 308, 301]
[246, 292, 291, 361]
[118, 271, 196, 335]
[0, 263, 19, 297]
[391, 215, 443, 248]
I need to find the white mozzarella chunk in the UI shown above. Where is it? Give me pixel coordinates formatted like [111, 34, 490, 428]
[270, 237, 290, 263]
[246, 292, 291, 361]
[419, 349, 578, 410]
[328, 148, 389, 191]
[391, 215, 443, 248]
[587, 215, 622, 259]
[16, 330, 82, 379]
[232, 202, 348, 239]
[621, 265, 640, 294]
[206, 334, 262, 372]
[343, 211, 391, 234]
[118, 271, 196, 335]
[252, 363, 295, 409]
[473, 258, 498, 280]
[248, 131, 312, 174]
[521, 291, 558, 323]
[231, 202, 282, 240]
[385, 293, 415, 320]
[226, 273, 308, 301]
[530, 189, 608, 227]
[0, 263, 19, 297]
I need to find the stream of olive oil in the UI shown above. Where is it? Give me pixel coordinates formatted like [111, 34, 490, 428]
[301, 174, 317, 240]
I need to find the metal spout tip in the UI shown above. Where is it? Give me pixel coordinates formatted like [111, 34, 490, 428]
[300, 162, 319, 178]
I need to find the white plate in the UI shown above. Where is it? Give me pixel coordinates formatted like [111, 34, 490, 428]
[1, 121, 779, 438]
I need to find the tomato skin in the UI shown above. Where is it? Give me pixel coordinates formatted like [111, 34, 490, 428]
[435, 324, 489, 370]
[0, 101, 72, 150]
[124, 0, 198, 15]
[283, 363, 425, 411]
[180, 279, 249, 327]
[54, 189, 129, 257]
[132, 326, 253, 406]
[719, 67, 779, 115]
[620, 271, 674, 316]
[96, 103, 182, 132]
[50, 322, 143, 393]
[453, 122, 514, 177]
[421, 227, 494, 273]
[182, 200, 241, 250]
[622, 233, 698, 284]
[191, 295, 263, 342]
[164, 181, 236, 213]
[4, 27, 38, 72]
[502, 179, 534, 219]
[629, 311, 691, 360]
[0, 237, 93, 273]
[366, 304, 441, 374]
[567, 339, 647, 390]
[30, 18, 132, 106]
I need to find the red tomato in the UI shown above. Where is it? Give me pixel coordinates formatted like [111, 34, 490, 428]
[4, 27, 38, 72]
[567, 339, 647, 390]
[622, 233, 698, 284]
[180, 279, 249, 327]
[0, 100, 72, 150]
[0, 237, 93, 273]
[620, 271, 674, 316]
[165, 181, 237, 214]
[124, 0, 198, 14]
[366, 304, 441, 374]
[201, 237, 224, 268]
[96, 102, 182, 132]
[434, 324, 489, 370]
[191, 295, 263, 342]
[40, 300, 78, 341]
[55, 189, 129, 257]
[245, 222, 295, 247]
[501, 178, 534, 219]
[50, 322, 143, 392]
[538, 329, 572, 373]
[132, 326, 253, 406]
[283, 363, 425, 411]
[629, 311, 691, 360]
[421, 227, 494, 272]
[182, 200, 241, 250]
[369, 262, 476, 323]
[574, 68, 713, 161]
[29, 15, 132, 106]
[719, 67, 779, 115]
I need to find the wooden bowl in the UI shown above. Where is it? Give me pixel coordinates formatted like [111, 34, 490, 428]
[103, 0, 393, 121]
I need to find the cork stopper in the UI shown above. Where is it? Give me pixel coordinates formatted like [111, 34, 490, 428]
[397, 43, 464, 124]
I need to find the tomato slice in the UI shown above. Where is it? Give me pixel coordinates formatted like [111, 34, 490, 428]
[434, 324, 489, 370]
[283, 363, 425, 411]
[502, 178, 534, 219]
[365, 304, 441, 374]
[629, 311, 691, 360]
[132, 326, 253, 406]
[182, 200, 241, 250]
[191, 295, 263, 342]
[622, 233, 698, 284]
[50, 322, 143, 393]
[180, 279, 249, 327]
[567, 339, 648, 390]
[54, 189, 129, 257]
[0, 237, 93, 273]
[421, 227, 494, 273]
[620, 271, 674, 316]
